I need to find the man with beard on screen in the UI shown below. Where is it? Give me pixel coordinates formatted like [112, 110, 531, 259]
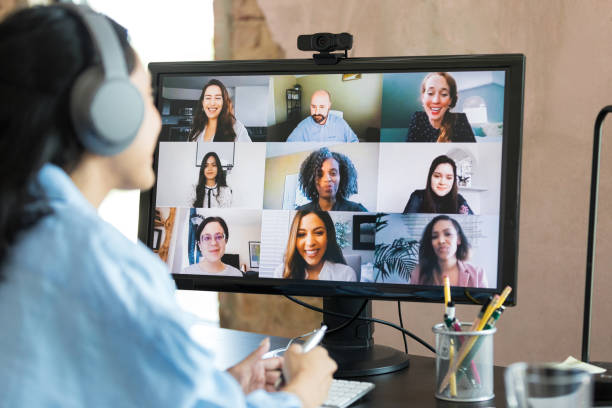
[287, 90, 358, 142]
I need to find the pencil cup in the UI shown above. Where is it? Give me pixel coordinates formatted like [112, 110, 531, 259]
[432, 323, 496, 402]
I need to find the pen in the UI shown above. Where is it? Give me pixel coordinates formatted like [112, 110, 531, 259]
[469, 296, 493, 331]
[460, 307, 504, 373]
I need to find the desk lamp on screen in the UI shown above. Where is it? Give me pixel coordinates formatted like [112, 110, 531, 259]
[139, 44, 525, 377]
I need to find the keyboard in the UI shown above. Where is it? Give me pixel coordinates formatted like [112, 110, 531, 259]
[321, 379, 375, 408]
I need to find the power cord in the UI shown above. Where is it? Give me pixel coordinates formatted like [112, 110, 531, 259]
[397, 301, 408, 354]
[285, 295, 435, 354]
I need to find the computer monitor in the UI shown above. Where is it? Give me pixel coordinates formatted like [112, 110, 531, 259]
[140, 54, 524, 376]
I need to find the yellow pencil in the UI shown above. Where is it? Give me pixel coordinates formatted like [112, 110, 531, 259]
[443, 276, 451, 307]
[449, 339, 457, 397]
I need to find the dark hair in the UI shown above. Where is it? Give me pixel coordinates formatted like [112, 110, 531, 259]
[193, 152, 228, 207]
[0, 6, 136, 275]
[418, 215, 470, 285]
[421, 72, 458, 142]
[298, 147, 358, 201]
[282, 210, 346, 279]
[188, 79, 236, 142]
[195, 216, 229, 256]
[421, 155, 459, 213]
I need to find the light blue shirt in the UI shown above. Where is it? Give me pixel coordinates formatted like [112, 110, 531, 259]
[286, 114, 358, 142]
[0, 164, 301, 408]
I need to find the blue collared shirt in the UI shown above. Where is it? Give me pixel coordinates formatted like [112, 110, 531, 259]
[286, 114, 358, 142]
[0, 164, 301, 408]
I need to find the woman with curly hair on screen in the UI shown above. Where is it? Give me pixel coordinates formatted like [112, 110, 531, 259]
[410, 215, 488, 288]
[273, 210, 357, 281]
[296, 147, 367, 212]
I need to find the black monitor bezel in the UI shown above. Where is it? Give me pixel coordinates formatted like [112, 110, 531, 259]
[140, 54, 524, 306]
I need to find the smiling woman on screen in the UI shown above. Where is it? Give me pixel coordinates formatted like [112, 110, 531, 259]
[187, 79, 251, 142]
[274, 210, 356, 282]
[406, 72, 476, 143]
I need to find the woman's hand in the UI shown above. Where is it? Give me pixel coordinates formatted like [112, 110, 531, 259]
[226, 337, 283, 394]
[282, 344, 337, 408]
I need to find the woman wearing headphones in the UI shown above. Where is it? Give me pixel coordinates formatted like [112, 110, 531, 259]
[0, 5, 334, 408]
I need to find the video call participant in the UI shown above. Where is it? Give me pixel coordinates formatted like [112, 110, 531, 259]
[193, 152, 232, 208]
[286, 89, 358, 142]
[274, 211, 357, 281]
[182, 217, 241, 276]
[188, 79, 252, 142]
[0, 6, 335, 408]
[403, 155, 473, 214]
[297, 147, 367, 212]
[410, 215, 488, 288]
[406, 72, 476, 143]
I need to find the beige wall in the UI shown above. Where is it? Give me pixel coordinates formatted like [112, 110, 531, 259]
[256, 0, 612, 366]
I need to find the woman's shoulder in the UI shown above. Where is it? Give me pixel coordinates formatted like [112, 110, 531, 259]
[409, 265, 422, 284]
[449, 113, 476, 141]
[458, 261, 488, 287]
[222, 264, 244, 277]
[411, 111, 428, 121]
[411, 189, 426, 198]
[337, 198, 367, 212]
[181, 263, 202, 275]
[403, 189, 425, 213]
[232, 119, 252, 142]
[296, 201, 316, 211]
[325, 261, 357, 282]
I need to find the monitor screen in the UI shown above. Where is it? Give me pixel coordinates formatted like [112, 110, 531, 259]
[141, 54, 524, 305]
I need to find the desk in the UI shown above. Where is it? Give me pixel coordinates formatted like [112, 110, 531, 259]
[193, 325, 506, 407]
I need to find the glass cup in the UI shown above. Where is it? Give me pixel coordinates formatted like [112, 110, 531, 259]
[505, 362, 593, 408]
[433, 323, 496, 402]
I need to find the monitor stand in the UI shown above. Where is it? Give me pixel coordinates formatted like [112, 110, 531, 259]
[322, 297, 411, 378]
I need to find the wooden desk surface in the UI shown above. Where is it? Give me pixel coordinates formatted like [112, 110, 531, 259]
[194, 324, 505, 407]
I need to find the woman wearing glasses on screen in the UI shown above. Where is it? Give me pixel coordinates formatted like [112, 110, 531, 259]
[296, 147, 367, 212]
[274, 211, 357, 281]
[410, 215, 488, 287]
[187, 79, 252, 142]
[406, 72, 476, 143]
[193, 152, 232, 208]
[182, 217, 241, 276]
[403, 155, 473, 214]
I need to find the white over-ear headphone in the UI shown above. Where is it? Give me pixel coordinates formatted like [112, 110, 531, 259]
[63, 4, 144, 156]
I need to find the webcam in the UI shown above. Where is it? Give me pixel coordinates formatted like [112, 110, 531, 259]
[297, 32, 353, 65]
[297, 33, 353, 53]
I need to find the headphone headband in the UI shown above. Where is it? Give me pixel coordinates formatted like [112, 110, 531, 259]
[61, 4, 144, 156]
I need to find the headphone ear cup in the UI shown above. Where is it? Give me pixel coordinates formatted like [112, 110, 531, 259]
[70, 66, 144, 156]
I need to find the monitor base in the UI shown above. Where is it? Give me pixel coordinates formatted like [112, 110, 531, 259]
[327, 343, 411, 378]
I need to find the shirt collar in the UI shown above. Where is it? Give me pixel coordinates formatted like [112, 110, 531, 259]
[37, 163, 97, 214]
